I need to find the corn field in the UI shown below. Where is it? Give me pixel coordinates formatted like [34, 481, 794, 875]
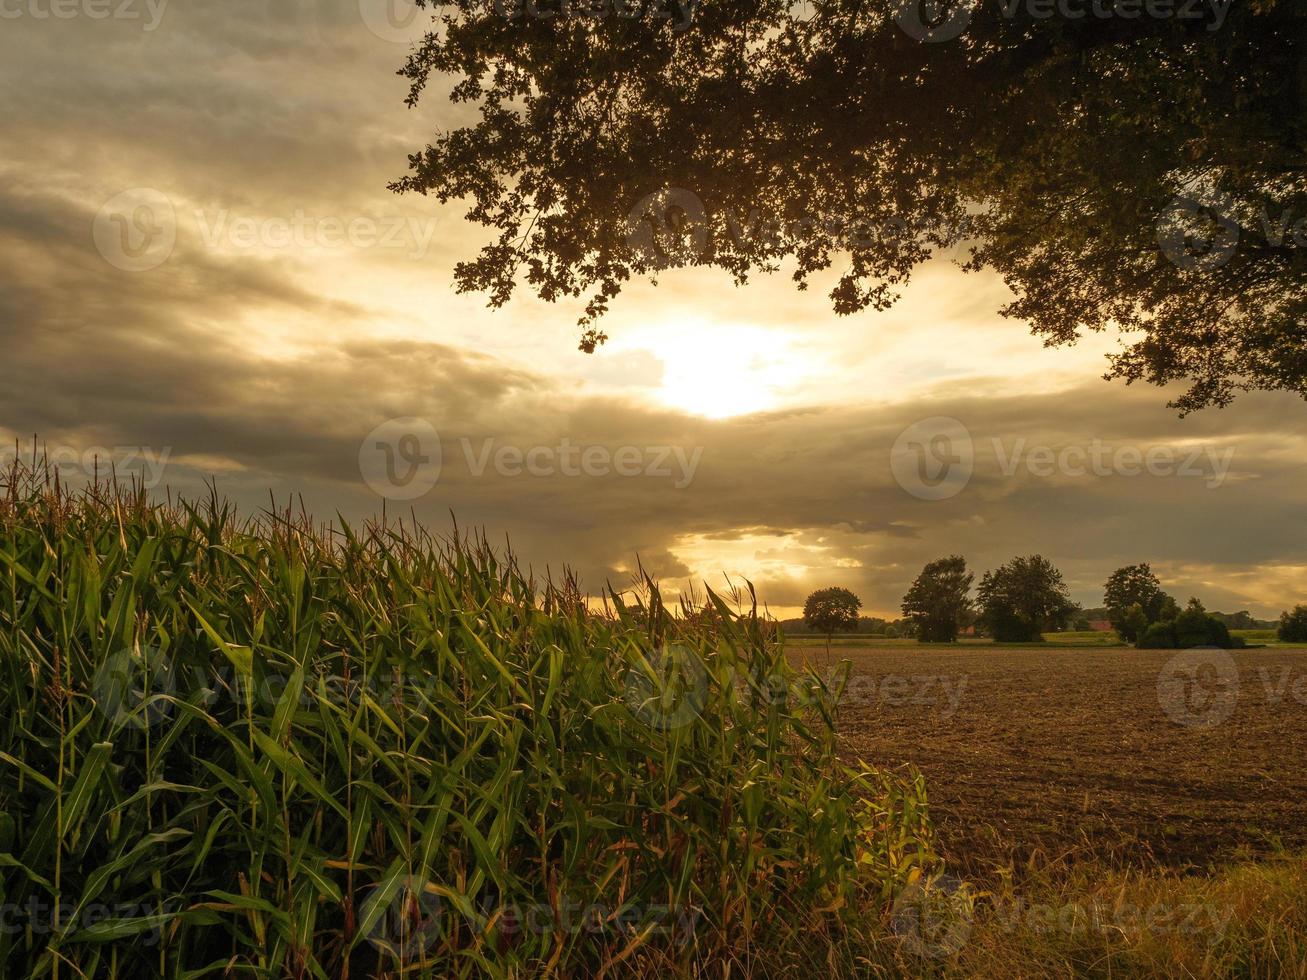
[0, 455, 936, 978]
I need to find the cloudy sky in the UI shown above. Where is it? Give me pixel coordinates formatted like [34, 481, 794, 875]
[2, 0, 1304, 619]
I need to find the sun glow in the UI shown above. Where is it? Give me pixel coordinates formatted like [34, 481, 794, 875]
[662, 530, 863, 619]
[617, 320, 811, 419]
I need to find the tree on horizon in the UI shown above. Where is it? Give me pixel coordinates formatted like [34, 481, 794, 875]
[1104, 564, 1178, 643]
[977, 555, 1077, 643]
[802, 586, 862, 652]
[902, 555, 973, 643]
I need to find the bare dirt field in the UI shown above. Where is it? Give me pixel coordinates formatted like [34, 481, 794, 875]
[789, 644, 1307, 881]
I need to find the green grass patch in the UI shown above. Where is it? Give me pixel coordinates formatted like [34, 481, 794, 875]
[784, 632, 1129, 650]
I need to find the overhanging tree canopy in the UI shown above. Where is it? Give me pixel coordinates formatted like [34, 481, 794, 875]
[393, 0, 1306, 411]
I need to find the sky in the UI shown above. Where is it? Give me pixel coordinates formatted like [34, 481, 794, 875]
[2, 0, 1305, 620]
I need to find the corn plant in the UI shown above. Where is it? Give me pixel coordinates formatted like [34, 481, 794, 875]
[0, 454, 936, 978]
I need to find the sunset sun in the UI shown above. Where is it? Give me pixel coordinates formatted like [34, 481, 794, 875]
[621, 320, 808, 419]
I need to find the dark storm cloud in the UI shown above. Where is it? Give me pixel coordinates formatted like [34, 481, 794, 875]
[0, 181, 363, 327]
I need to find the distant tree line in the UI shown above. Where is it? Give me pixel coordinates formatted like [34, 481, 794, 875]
[1077, 605, 1275, 632]
[1099, 563, 1277, 649]
[896, 554, 1077, 644]
[785, 585, 916, 644]
[792, 560, 1304, 649]
[780, 615, 919, 639]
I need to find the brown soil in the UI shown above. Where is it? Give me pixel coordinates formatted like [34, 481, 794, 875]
[791, 645, 1307, 880]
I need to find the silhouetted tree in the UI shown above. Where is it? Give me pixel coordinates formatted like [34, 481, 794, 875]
[1104, 564, 1176, 642]
[977, 555, 1076, 643]
[393, 1, 1305, 411]
[1279, 605, 1307, 643]
[1138, 597, 1236, 649]
[1121, 603, 1150, 645]
[902, 555, 973, 643]
[802, 587, 862, 651]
